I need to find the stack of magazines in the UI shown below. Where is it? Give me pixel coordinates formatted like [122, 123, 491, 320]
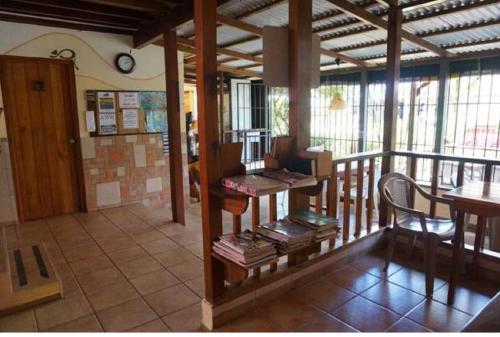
[212, 231, 277, 269]
[256, 220, 315, 253]
[262, 169, 317, 189]
[288, 209, 340, 241]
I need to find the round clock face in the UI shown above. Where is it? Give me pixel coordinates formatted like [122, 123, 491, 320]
[115, 53, 135, 74]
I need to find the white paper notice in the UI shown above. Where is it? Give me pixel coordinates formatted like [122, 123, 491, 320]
[97, 92, 116, 112]
[86, 110, 96, 132]
[99, 112, 117, 134]
[122, 109, 138, 129]
[119, 92, 139, 108]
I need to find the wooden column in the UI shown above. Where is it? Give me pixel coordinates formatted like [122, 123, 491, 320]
[164, 30, 185, 225]
[195, 0, 224, 302]
[288, 0, 312, 211]
[379, 4, 402, 227]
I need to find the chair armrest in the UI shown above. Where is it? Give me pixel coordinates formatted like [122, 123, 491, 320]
[414, 185, 456, 221]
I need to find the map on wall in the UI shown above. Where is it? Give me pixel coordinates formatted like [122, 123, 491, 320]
[140, 92, 167, 132]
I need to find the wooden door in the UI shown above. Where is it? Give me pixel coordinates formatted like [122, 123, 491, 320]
[0, 56, 83, 222]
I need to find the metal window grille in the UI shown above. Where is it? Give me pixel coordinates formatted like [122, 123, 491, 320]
[311, 79, 361, 157]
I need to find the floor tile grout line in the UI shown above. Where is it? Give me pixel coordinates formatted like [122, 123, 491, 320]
[94, 206, 203, 331]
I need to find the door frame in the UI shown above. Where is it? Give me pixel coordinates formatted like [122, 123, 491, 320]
[0, 55, 87, 222]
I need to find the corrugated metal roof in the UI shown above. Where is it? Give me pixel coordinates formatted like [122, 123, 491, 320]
[178, 0, 500, 74]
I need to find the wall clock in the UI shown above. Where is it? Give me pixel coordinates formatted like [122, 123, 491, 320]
[115, 53, 136, 74]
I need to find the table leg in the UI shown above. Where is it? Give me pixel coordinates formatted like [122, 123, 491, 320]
[269, 194, 278, 272]
[448, 210, 465, 305]
[251, 197, 261, 278]
[472, 216, 486, 278]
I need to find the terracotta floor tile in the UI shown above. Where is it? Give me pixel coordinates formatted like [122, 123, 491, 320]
[0, 309, 37, 332]
[351, 254, 403, 278]
[185, 241, 204, 258]
[97, 298, 158, 332]
[141, 237, 179, 255]
[296, 314, 358, 332]
[130, 269, 180, 296]
[185, 277, 205, 297]
[432, 284, 492, 316]
[117, 256, 163, 279]
[70, 255, 113, 275]
[154, 247, 197, 267]
[162, 302, 203, 332]
[97, 236, 136, 253]
[258, 294, 325, 331]
[62, 243, 103, 263]
[217, 310, 284, 332]
[407, 299, 472, 332]
[293, 279, 356, 312]
[158, 223, 189, 237]
[170, 230, 203, 246]
[128, 319, 171, 332]
[45, 315, 103, 332]
[107, 245, 149, 264]
[388, 267, 446, 296]
[34, 294, 92, 331]
[86, 281, 139, 311]
[327, 266, 381, 294]
[387, 317, 431, 332]
[131, 229, 166, 244]
[144, 283, 200, 316]
[167, 258, 203, 281]
[60, 274, 83, 297]
[360, 280, 425, 315]
[332, 296, 401, 332]
[76, 266, 125, 293]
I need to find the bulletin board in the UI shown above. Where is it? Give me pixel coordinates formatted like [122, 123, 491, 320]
[86, 90, 167, 136]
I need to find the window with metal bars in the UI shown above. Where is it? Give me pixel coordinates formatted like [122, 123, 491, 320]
[440, 61, 500, 186]
[310, 77, 361, 157]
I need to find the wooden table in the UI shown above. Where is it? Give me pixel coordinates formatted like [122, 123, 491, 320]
[444, 181, 500, 305]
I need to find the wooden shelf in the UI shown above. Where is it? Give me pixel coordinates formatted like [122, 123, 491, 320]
[210, 187, 249, 215]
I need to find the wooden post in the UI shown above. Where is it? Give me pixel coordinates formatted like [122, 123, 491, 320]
[379, 4, 402, 227]
[219, 71, 225, 143]
[164, 30, 185, 225]
[288, 0, 312, 211]
[195, 0, 225, 302]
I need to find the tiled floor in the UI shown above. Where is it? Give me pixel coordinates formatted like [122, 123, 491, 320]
[0, 202, 498, 332]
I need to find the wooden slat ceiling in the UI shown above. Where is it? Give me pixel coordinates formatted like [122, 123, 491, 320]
[0, 0, 499, 78]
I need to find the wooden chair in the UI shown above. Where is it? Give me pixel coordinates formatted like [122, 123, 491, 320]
[378, 172, 461, 296]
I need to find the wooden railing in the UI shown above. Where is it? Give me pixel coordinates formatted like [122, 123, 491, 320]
[392, 150, 500, 218]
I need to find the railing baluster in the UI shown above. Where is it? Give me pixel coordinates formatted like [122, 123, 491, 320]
[355, 160, 364, 236]
[484, 163, 493, 182]
[327, 165, 338, 218]
[315, 192, 323, 214]
[269, 193, 278, 272]
[456, 161, 465, 187]
[409, 156, 417, 208]
[366, 158, 375, 232]
[251, 197, 260, 278]
[343, 161, 351, 241]
[232, 214, 241, 234]
[430, 158, 440, 218]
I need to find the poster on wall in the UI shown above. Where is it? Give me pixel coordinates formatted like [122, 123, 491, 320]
[146, 110, 167, 132]
[122, 109, 139, 129]
[99, 112, 117, 134]
[86, 110, 96, 132]
[98, 92, 116, 112]
[119, 92, 139, 109]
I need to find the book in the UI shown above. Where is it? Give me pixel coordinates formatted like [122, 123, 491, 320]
[262, 169, 317, 189]
[212, 231, 278, 269]
[257, 219, 314, 253]
[221, 174, 289, 197]
[288, 209, 339, 231]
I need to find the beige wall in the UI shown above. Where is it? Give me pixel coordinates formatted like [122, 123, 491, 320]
[0, 21, 188, 222]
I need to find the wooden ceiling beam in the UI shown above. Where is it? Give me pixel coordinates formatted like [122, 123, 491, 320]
[12, 0, 153, 20]
[0, 1, 141, 28]
[0, 12, 134, 34]
[326, 0, 450, 57]
[178, 37, 263, 63]
[320, 48, 369, 67]
[81, 0, 171, 13]
[332, 18, 500, 53]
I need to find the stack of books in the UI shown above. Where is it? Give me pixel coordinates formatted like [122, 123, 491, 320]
[212, 231, 277, 269]
[288, 209, 340, 241]
[262, 169, 317, 189]
[256, 220, 315, 253]
[221, 175, 288, 197]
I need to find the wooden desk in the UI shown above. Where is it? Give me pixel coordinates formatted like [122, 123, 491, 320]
[444, 181, 500, 305]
